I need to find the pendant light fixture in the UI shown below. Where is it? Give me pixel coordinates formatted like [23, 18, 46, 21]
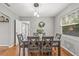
[34, 3, 39, 17]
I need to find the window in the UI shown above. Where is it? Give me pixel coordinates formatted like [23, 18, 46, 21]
[62, 9, 79, 37]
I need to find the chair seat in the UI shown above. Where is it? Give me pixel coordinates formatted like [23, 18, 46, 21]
[52, 43, 58, 45]
[42, 47, 51, 49]
[29, 47, 40, 50]
[41, 48, 51, 52]
[28, 50, 40, 56]
[20, 43, 28, 48]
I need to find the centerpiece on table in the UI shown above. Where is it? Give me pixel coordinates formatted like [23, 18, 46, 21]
[36, 21, 45, 40]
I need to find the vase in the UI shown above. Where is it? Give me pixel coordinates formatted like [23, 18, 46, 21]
[39, 34, 42, 41]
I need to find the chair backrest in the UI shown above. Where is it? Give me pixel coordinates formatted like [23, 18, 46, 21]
[52, 41, 60, 47]
[42, 36, 54, 48]
[27, 36, 39, 41]
[17, 34, 24, 44]
[33, 33, 39, 37]
[55, 33, 61, 41]
[27, 36, 40, 49]
[42, 36, 53, 41]
[33, 33, 46, 36]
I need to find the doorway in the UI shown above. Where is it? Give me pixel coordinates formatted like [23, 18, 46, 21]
[21, 22, 30, 40]
[14, 20, 30, 45]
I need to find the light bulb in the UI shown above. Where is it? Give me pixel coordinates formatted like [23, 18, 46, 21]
[37, 14, 39, 17]
[34, 11, 37, 16]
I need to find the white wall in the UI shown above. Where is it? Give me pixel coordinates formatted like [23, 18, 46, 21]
[54, 3, 79, 55]
[0, 4, 18, 46]
[19, 17, 54, 36]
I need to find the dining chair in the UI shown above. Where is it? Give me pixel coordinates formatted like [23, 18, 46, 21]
[52, 33, 61, 56]
[52, 41, 60, 56]
[55, 33, 61, 41]
[17, 34, 28, 56]
[41, 36, 53, 56]
[27, 36, 40, 56]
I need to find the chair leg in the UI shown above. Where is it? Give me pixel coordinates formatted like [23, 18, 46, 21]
[28, 51, 30, 56]
[58, 46, 60, 56]
[41, 51, 43, 56]
[23, 46, 25, 56]
[19, 47, 21, 56]
[50, 51, 52, 56]
[49, 52, 50, 56]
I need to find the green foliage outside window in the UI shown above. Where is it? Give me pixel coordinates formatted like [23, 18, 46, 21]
[62, 10, 79, 37]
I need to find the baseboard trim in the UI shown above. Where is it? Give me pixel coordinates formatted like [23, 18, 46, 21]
[9, 44, 14, 48]
[61, 45, 77, 56]
[0, 45, 9, 47]
[0, 44, 15, 48]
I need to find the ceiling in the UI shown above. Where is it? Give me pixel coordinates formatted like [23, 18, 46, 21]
[3, 3, 69, 17]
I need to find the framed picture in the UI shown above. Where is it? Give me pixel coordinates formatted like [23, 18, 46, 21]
[0, 16, 9, 22]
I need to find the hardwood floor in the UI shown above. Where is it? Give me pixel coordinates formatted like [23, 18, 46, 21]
[0, 46, 16, 56]
[0, 46, 73, 56]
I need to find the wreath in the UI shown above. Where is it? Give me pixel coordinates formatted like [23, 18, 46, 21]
[38, 21, 45, 27]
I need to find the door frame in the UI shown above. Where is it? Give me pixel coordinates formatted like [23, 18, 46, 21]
[21, 22, 30, 39]
[14, 20, 16, 46]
